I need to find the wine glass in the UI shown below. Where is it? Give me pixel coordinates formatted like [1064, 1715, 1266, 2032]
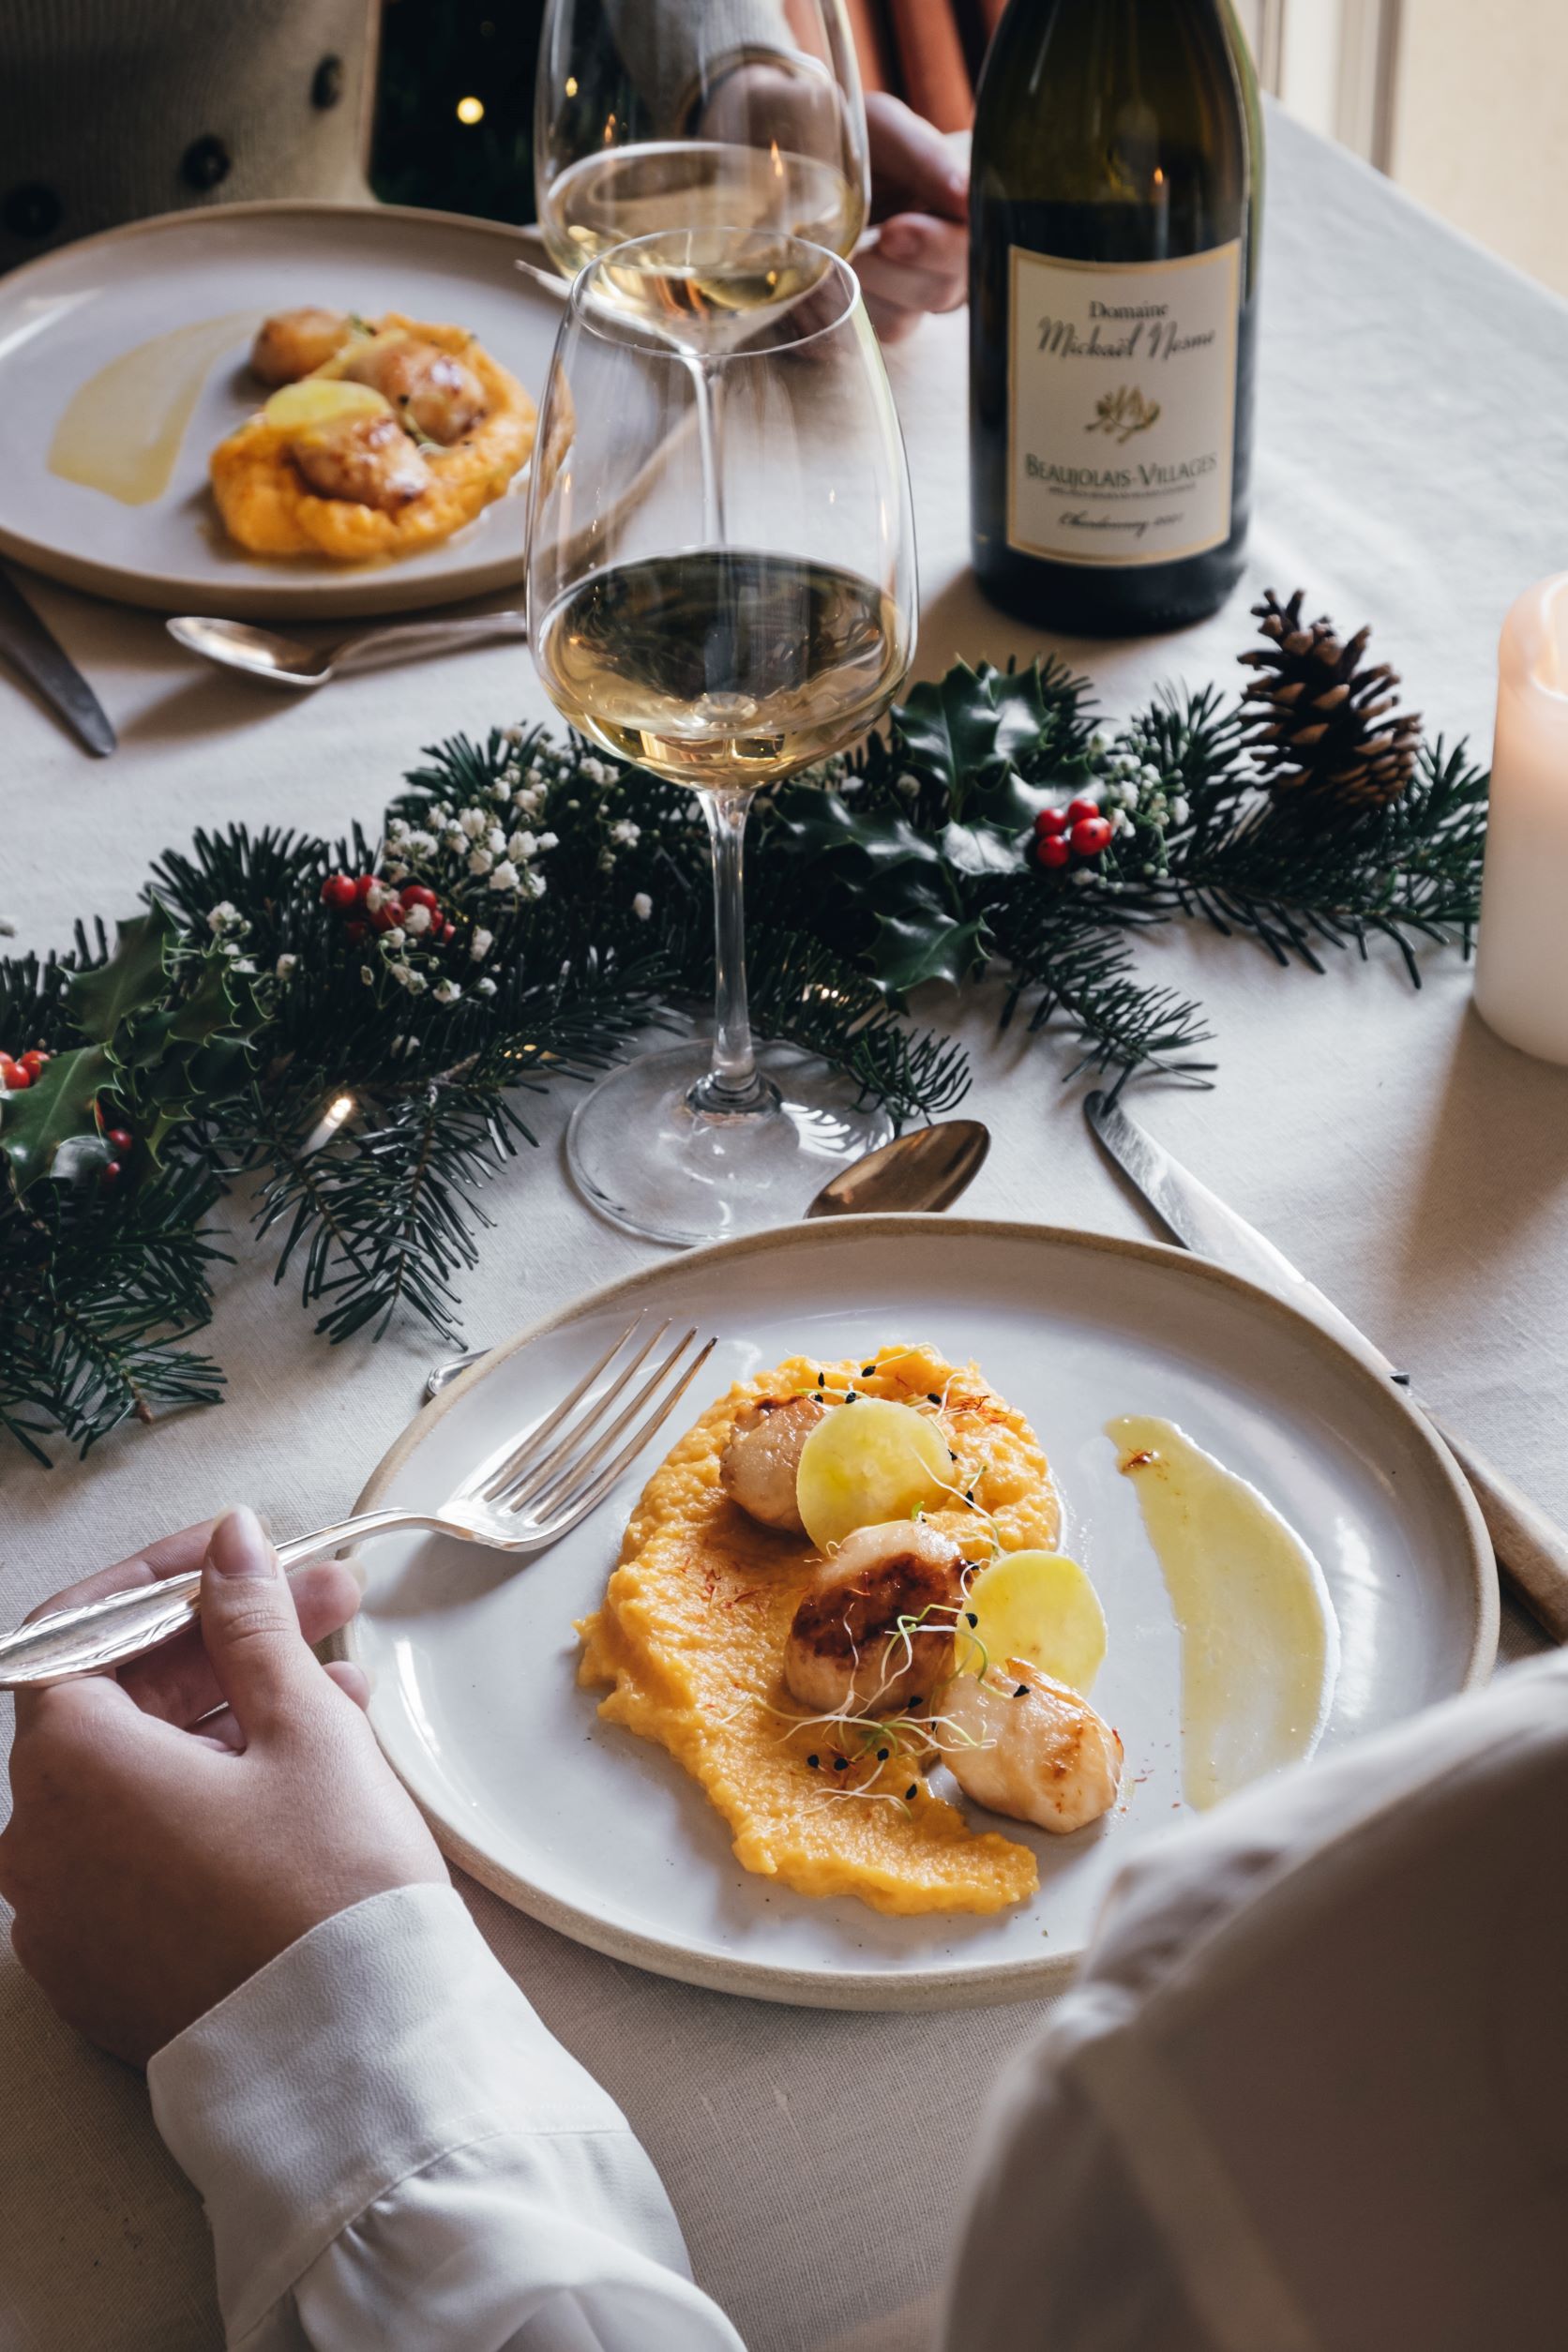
[525, 231, 917, 1245]
[533, 0, 870, 285]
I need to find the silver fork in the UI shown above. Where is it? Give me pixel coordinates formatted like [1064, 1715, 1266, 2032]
[0, 1317, 715, 1690]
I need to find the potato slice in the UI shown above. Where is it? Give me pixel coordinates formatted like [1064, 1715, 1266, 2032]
[966, 1549, 1107, 1695]
[263, 378, 392, 433]
[795, 1396, 952, 1552]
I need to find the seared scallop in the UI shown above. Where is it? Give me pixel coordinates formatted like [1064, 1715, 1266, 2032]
[785, 1520, 965, 1716]
[942, 1659, 1122, 1834]
[340, 333, 488, 444]
[290, 411, 432, 511]
[720, 1394, 824, 1534]
[251, 308, 354, 386]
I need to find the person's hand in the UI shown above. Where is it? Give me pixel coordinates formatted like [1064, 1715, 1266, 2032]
[858, 92, 969, 344]
[0, 1509, 446, 2068]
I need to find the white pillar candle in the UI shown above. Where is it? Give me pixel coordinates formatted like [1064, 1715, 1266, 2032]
[1474, 574, 1568, 1063]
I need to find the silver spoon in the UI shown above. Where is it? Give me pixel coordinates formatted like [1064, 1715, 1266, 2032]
[423, 1118, 991, 1401]
[167, 609, 529, 689]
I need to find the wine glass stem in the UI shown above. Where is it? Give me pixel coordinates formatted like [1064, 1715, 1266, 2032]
[691, 788, 770, 1116]
[691, 355, 729, 544]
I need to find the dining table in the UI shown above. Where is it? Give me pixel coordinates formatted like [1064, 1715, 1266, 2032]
[4, 105, 1568, 2352]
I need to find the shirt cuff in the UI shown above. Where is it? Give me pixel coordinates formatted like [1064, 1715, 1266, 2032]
[147, 1882, 639, 2336]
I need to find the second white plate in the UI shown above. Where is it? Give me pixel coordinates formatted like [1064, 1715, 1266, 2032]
[338, 1216, 1494, 2009]
[0, 200, 568, 618]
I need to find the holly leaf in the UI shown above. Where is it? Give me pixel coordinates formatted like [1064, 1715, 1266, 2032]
[0, 1044, 113, 1192]
[68, 901, 181, 1043]
[895, 662, 1080, 816]
[869, 911, 989, 996]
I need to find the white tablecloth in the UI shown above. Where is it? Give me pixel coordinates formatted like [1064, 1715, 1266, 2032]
[3, 110, 1566, 2352]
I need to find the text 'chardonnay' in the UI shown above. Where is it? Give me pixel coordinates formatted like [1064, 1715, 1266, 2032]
[970, 0, 1261, 635]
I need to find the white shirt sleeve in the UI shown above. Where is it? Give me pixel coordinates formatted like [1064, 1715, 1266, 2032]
[146, 1882, 746, 2352]
[942, 1648, 1568, 2352]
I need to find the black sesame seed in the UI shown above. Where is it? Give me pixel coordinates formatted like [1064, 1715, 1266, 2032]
[862, 1364, 877, 1379]
[877, 1747, 889, 1761]
[806, 1753, 820, 1768]
[1014, 1683, 1030, 1698]
[905, 1785, 917, 1801]
[927, 1393, 942, 1404]
[966, 1611, 978, 1627]
[833, 1756, 849, 1772]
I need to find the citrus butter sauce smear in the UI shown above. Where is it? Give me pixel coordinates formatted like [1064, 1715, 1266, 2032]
[49, 312, 258, 505]
[1108, 1415, 1338, 1810]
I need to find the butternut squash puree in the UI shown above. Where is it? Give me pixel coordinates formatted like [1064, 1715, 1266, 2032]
[209, 315, 535, 563]
[578, 1342, 1061, 1917]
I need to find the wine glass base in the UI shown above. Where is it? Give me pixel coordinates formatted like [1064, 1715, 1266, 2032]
[565, 1039, 894, 1246]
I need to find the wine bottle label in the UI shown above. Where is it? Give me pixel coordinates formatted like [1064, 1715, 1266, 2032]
[1006, 242, 1241, 568]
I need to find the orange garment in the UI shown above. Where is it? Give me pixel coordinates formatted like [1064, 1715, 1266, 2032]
[852, 0, 1001, 129]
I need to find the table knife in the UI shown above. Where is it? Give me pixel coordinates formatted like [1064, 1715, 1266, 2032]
[0, 570, 115, 756]
[1085, 1088, 1568, 1644]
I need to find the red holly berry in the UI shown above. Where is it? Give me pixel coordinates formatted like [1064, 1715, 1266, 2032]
[99, 1159, 123, 1189]
[370, 896, 405, 932]
[106, 1126, 134, 1156]
[1035, 834, 1072, 871]
[1071, 816, 1113, 857]
[345, 920, 368, 943]
[1033, 807, 1069, 837]
[1065, 797, 1100, 824]
[1, 1057, 30, 1089]
[322, 873, 358, 911]
[354, 873, 378, 902]
[438, 920, 456, 944]
[401, 884, 440, 912]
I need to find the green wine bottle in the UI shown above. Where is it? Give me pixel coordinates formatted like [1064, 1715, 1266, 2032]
[969, 0, 1262, 635]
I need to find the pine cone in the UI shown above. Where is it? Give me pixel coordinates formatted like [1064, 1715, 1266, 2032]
[1239, 589, 1423, 822]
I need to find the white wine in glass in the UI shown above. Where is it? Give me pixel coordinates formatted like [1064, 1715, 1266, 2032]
[526, 232, 917, 1245]
[534, 0, 870, 286]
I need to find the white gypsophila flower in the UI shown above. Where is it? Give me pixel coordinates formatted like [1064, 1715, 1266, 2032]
[409, 830, 437, 857]
[1142, 861, 1160, 878]
[206, 899, 240, 933]
[580, 757, 611, 784]
[361, 964, 375, 986]
[387, 818, 411, 843]
[220, 940, 243, 958]
[610, 818, 641, 846]
[384, 926, 406, 950]
[476, 975, 497, 997]
[1170, 794, 1190, 826]
[403, 904, 432, 938]
[631, 892, 653, 921]
[389, 960, 414, 987]
[365, 880, 395, 913]
[1088, 730, 1111, 756]
[433, 978, 462, 1005]
[485, 826, 507, 854]
[406, 972, 429, 995]
[491, 779, 511, 804]
[231, 957, 257, 974]
[508, 829, 538, 861]
[460, 807, 488, 838]
[468, 847, 494, 876]
[443, 827, 467, 853]
[469, 927, 493, 960]
[514, 785, 543, 816]
[503, 725, 523, 746]
[489, 859, 520, 891]
[524, 764, 543, 786]
[1071, 867, 1096, 888]
[275, 954, 298, 980]
[1112, 808, 1135, 837]
[536, 831, 558, 852]
[524, 868, 547, 901]
[1140, 764, 1163, 787]
[598, 850, 616, 872]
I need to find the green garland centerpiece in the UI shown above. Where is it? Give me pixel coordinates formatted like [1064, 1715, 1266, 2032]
[0, 592, 1488, 1463]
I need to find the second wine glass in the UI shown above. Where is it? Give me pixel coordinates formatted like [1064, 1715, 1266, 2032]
[526, 230, 917, 1244]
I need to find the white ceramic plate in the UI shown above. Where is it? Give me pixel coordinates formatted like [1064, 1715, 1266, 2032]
[0, 201, 567, 618]
[339, 1217, 1495, 2010]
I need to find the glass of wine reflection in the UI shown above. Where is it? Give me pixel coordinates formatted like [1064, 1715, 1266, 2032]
[526, 232, 918, 1244]
[534, 0, 870, 284]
